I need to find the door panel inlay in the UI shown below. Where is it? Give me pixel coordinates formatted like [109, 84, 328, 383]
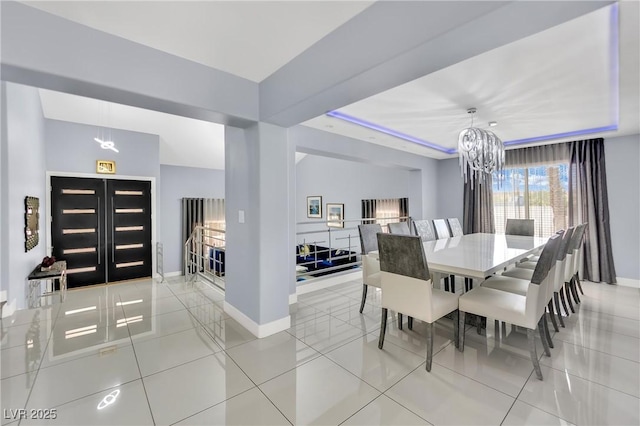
[66, 266, 98, 274]
[62, 189, 96, 195]
[115, 208, 144, 213]
[63, 247, 96, 254]
[115, 243, 144, 250]
[115, 190, 143, 196]
[115, 261, 144, 268]
[62, 228, 96, 234]
[62, 209, 95, 214]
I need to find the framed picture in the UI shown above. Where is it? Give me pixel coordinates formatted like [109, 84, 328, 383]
[307, 196, 322, 218]
[326, 203, 344, 228]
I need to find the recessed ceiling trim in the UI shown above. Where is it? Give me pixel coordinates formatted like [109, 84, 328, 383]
[326, 110, 455, 154]
[503, 124, 618, 146]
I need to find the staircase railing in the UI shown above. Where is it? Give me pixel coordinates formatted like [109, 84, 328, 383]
[184, 225, 226, 291]
[295, 216, 411, 282]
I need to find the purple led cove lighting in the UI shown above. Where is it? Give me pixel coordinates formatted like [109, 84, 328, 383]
[503, 124, 618, 146]
[325, 111, 455, 154]
[329, 4, 619, 155]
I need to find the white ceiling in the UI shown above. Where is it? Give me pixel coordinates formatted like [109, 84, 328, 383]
[304, 3, 640, 159]
[39, 89, 226, 170]
[24, 1, 373, 82]
[27, 2, 639, 166]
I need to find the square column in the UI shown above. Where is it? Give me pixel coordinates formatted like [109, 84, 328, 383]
[224, 122, 295, 337]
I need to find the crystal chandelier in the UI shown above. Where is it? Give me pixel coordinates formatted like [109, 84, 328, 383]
[458, 108, 504, 183]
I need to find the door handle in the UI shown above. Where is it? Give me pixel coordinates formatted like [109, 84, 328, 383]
[111, 196, 115, 259]
[97, 197, 101, 264]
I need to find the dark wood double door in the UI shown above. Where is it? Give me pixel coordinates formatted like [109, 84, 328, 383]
[51, 177, 152, 288]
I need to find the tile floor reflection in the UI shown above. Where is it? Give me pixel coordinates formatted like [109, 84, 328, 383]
[1, 277, 638, 425]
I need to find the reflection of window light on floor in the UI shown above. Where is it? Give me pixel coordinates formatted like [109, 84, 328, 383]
[27, 339, 34, 349]
[65, 306, 97, 315]
[116, 315, 143, 327]
[65, 325, 97, 339]
[116, 299, 143, 306]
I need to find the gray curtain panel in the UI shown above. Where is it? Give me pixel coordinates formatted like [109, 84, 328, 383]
[568, 138, 617, 284]
[463, 167, 495, 234]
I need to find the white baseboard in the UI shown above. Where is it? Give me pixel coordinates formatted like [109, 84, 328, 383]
[163, 271, 183, 278]
[223, 301, 291, 338]
[297, 270, 361, 296]
[616, 277, 640, 289]
[289, 293, 298, 304]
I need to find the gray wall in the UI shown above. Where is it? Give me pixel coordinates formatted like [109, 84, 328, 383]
[291, 125, 441, 220]
[436, 158, 465, 222]
[0, 82, 47, 314]
[159, 164, 225, 273]
[45, 119, 160, 178]
[296, 154, 412, 225]
[605, 134, 640, 280]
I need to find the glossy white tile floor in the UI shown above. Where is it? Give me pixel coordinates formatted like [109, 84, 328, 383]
[1, 276, 638, 425]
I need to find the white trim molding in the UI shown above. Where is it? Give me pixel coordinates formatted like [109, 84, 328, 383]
[616, 277, 640, 289]
[297, 270, 361, 296]
[223, 301, 291, 338]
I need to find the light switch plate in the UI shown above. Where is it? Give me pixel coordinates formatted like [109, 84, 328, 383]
[238, 210, 245, 223]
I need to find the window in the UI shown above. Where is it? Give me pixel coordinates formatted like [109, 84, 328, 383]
[361, 198, 409, 228]
[493, 164, 569, 237]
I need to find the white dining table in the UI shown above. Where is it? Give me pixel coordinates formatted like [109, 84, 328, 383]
[422, 233, 548, 289]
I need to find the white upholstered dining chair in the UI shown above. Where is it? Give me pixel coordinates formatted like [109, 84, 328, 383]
[357, 224, 382, 313]
[458, 233, 562, 380]
[376, 233, 459, 372]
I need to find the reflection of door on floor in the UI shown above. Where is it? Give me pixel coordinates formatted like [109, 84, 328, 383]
[51, 176, 152, 288]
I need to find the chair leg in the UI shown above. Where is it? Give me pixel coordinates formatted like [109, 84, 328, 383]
[458, 311, 466, 351]
[542, 314, 554, 349]
[527, 328, 543, 380]
[476, 315, 482, 335]
[547, 301, 559, 332]
[378, 308, 388, 349]
[359, 284, 368, 313]
[449, 275, 455, 293]
[425, 322, 434, 371]
[398, 313, 403, 330]
[408, 316, 414, 330]
[554, 292, 565, 327]
[570, 277, 581, 304]
[559, 288, 571, 317]
[574, 273, 584, 294]
[453, 310, 459, 349]
[565, 284, 575, 313]
[443, 277, 450, 292]
[538, 318, 551, 357]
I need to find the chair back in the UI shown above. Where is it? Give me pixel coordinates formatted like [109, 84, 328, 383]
[433, 219, 451, 239]
[530, 233, 562, 285]
[413, 219, 436, 242]
[568, 223, 586, 252]
[377, 233, 434, 322]
[557, 227, 574, 261]
[388, 222, 411, 235]
[554, 228, 573, 291]
[447, 218, 464, 237]
[505, 219, 535, 236]
[358, 224, 382, 255]
[526, 233, 562, 318]
[568, 223, 587, 276]
[377, 233, 430, 280]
